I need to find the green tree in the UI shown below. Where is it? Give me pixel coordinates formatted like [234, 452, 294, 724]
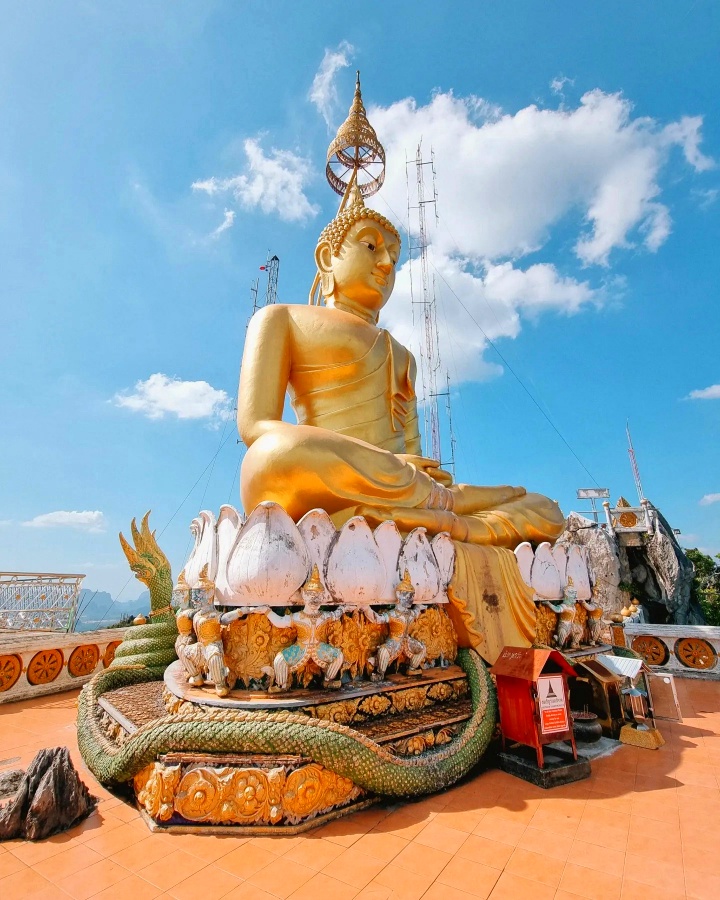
[685, 548, 720, 626]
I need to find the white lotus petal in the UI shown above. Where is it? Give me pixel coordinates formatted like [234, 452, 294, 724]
[398, 527, 441, 604]
[183, 510, 217, 588]
[297, 508, 336, 603]
[215, 505, 243, 602]
[374, 520, 403, 602]
[514, 542, 534, 588]
[431, 532, 456, 587]
[531, 542, 562, 600]
[226, 501, 309, 606]
[552, 544, 568, 588]
[325, 516, 385, 606]
[567, 545, 592, 601]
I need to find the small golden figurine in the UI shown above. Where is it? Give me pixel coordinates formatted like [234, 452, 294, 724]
[541, 577, 579, 651]
[177, 566, 231, 696]
[365, 569, 427, 680]
[577, 587, 605, 646]
[222, 565, 346, 691]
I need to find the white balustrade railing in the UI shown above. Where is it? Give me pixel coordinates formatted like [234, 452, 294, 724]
[623, 623, 720, 680]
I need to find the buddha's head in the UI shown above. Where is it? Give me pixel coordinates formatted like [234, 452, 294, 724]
[313, 192, 401, 323]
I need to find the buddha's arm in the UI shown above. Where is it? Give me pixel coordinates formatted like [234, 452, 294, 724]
[403, 353, 423, 456]
[237, 305, 292, 447]
[399, 353, 454, 486]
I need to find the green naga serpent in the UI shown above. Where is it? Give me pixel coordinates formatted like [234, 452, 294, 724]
[110, 512, 178, 675]
[78, 515, 498, 795]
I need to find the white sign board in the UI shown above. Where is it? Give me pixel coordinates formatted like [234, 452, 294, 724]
[576, 488, 610, 500]
[537, 674, 569, 734]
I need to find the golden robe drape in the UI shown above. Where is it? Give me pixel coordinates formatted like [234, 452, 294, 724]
[447, 542, 537, 665]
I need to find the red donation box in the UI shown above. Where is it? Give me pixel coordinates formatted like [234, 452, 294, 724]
[490, 646, 577, 768]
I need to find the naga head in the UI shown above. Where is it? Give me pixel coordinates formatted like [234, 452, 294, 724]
[119, 511, 172, 593]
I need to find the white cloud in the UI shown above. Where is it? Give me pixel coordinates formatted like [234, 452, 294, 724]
[382, 253, 598, 383]
[309, 41, 355, 129]
[700, 494, 720, 506]
[365, 88, 711, 383]
[192, 138, 319, 223]
[550, 75, 574, 95]
[211, 208, 235, 238]
[693, 187, 719, 209]
[0, 519, 13, 527]
[22, 511, 106, 533]
[688, 384, 720, 400]
[372, 89, 712, 267]
[113, 373, 231, 421]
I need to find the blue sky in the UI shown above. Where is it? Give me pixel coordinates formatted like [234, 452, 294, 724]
[1, 1, 718, 603]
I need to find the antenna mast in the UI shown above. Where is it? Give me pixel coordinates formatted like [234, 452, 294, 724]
[626, 421, 645, 504]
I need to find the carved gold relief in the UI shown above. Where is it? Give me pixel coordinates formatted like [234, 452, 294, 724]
[303, 675, 468, 727]
[283, 763, 360, 824]
[134, 762, 181, 822]
[535, 603, 556, 647]
[358, 693, 392, 717]
[223, 614, 296, 687]
[410, 607, 457, 663]
[306, 697, 361, 725]
[390, 686, 428, 714]
[137, 760, 362, 827]
[385, 723, 461, 757]
[326, 610, 386, 679]
[219, 609, 458, 688]
[426, 682, 454, 702]
[175, 766, 285, 824]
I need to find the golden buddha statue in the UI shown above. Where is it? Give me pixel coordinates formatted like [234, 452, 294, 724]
[237, 75, 564, 551]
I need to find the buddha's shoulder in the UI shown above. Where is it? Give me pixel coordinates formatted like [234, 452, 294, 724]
[250, 303, 338, 326]
[386, 330, 416, 367]
[253, 303, 381, 334]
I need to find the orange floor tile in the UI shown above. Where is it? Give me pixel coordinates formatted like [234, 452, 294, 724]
[1, 676, 719, 899]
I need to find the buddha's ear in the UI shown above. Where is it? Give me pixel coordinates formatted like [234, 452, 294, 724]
[315, 239, 335, 298]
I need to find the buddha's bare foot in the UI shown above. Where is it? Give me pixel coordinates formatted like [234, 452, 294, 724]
[450, 484, 526, 515]
[356, 504, 469, 541]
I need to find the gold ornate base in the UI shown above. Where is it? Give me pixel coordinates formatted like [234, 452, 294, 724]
[98, 664, 474, 832]
[134, 753, 369, 830]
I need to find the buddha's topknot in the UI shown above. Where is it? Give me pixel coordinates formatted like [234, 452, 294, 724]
[317, 202, 401, 256]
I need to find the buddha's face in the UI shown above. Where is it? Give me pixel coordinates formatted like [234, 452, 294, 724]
[317, 219, 400, 316]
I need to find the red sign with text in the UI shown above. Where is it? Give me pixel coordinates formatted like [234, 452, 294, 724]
[537, 675, 569, 734]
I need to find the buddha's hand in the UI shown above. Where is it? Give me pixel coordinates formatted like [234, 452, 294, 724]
[398, 454, 454, 487]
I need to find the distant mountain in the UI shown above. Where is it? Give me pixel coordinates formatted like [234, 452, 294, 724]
[74, 588, 151, 632]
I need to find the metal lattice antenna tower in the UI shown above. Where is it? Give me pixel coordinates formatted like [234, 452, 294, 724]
[263, 254, 280, 306]
[407, 145, 442, 463]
